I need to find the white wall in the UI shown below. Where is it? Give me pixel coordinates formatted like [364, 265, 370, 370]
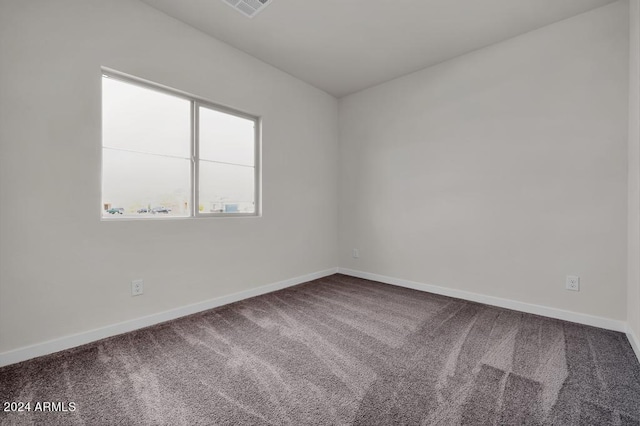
[339, 2, 629, 320]
[0, 0, 338, 354]
[630, 0, 640, 344]
[0, 0, 634, 360]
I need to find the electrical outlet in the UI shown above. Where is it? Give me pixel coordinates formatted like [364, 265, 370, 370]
[566, 275, 580, 292]
[132, 279, 144, 296]
[352, 248, 359, 259]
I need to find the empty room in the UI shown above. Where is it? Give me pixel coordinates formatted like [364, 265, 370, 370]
[1, 0, 640, 424]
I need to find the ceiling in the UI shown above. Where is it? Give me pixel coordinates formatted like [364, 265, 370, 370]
[141, 0, 618, 98]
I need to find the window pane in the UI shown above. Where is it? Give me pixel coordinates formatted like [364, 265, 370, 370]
[102, 149, 190, 218]
[101, 72, 259, 219]
[199, 106, 255, 166]
[199, 161, 255, 214]
[102, 77, 190, 159]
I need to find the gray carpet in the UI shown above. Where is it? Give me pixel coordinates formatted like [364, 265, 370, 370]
[1, 274, 639, 425]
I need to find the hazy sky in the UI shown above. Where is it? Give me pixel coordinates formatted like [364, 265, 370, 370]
[102, 76, 255, 215]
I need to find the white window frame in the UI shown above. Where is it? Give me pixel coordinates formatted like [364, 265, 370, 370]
[101, 68, 261, 219]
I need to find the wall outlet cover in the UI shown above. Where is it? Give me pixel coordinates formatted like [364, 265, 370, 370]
[566, 275, 580, 292]
[132, 279, 144, 296]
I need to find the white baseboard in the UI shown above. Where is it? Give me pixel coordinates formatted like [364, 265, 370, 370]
[337, 268, 628, 333]
[2, 267, 637, 368]
[0, 268, 338, 368]
[628, 327, 640, 363]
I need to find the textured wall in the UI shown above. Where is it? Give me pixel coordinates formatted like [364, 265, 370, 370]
[629, 0, 640, 343]
[0, 0, 339, 353]
[338, 2, 629, 320]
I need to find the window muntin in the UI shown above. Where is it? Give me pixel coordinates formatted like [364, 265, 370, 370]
[101, 72, 259, 219]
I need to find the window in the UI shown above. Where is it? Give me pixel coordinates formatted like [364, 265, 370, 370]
[101, 71, 259, 219]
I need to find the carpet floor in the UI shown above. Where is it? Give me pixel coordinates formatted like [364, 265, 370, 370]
[1, 274, 639, 425]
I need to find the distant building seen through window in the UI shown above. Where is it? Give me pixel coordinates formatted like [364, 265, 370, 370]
[101, 71, 259, 218]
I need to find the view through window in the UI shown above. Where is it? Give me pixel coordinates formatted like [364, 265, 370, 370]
[101, 73, 258, 218]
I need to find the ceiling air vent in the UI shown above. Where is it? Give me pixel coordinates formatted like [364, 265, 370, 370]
[223, 0, 272, 18]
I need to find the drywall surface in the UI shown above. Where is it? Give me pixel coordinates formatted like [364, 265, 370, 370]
[630, 0, 640, 341]
[0, 0, 338, 353]
[338, 2, 629, 320]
